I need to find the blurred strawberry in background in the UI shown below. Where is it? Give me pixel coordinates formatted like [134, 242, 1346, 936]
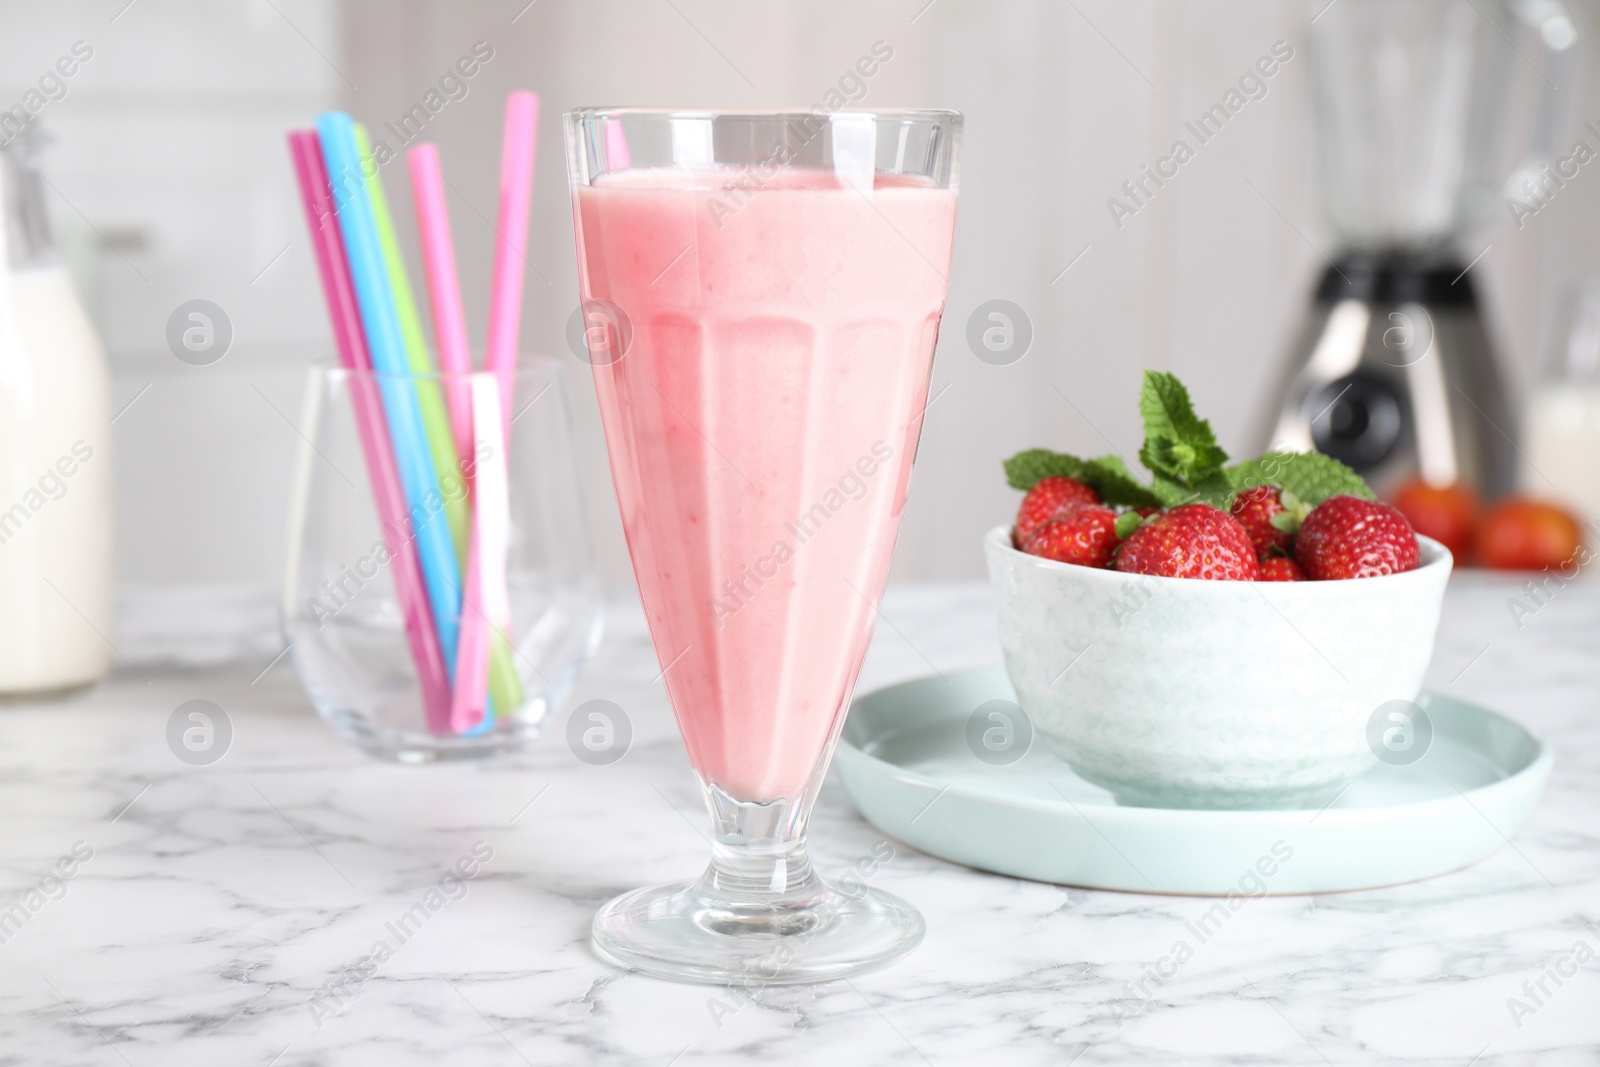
[1478, 498, 1583, 572]
[1389, 479, 1479, 562]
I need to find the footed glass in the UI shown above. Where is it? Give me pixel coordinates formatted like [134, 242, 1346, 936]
[566, 108, 960, 983]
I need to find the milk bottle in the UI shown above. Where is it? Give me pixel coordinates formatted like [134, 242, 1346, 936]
[0, 126, 113, 693]
[1524, 281, 1600, 528]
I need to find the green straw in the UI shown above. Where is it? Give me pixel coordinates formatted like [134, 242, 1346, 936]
[357, 125, 469, 554]
[357, 125, 525, 721]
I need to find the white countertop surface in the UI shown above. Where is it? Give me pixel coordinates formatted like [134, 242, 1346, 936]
[2, 578, 1598, 1065]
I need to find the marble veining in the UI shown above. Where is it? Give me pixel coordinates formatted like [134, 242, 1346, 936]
[0, 576, 1597, 1065]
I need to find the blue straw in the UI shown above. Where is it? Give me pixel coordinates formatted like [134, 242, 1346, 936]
[316, 111, 464, 676]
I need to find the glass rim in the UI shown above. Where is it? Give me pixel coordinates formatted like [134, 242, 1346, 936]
[565, 106, 962, 124]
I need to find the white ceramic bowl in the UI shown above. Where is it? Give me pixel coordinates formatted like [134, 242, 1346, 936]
[983, 525, 1452, 809]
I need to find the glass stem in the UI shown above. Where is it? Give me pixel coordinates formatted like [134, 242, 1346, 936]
[701, 783, 822, 901]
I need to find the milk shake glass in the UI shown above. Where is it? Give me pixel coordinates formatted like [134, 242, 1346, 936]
[566, 109, 959, 983]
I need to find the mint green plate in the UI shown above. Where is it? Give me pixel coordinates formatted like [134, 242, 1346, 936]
[836, 668, 1551, 895]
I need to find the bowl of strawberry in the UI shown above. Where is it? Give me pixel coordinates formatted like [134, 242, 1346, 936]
[985, 372, 1452, 809]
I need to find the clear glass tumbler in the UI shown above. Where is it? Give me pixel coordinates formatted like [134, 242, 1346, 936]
[567, 108, 960, 983]
[284, 361, 602, 761]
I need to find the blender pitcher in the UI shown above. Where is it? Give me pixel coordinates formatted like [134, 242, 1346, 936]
[1264, 0, 1578, 498]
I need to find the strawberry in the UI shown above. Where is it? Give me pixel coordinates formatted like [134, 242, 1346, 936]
[1294, 495, 1419, 580]
[1390, 479, 1478, 562]
[1023, 505, 1120, 568]
[1229, 485, 1292, 559]
[1113, 503, 1260, 580]
[1478, 497, 1580, 571]
[1259, 556, 1306, 582]
[1014, 476, 1100, 546]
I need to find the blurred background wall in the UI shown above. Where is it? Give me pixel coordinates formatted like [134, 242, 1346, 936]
[0, 0, 1589, 659]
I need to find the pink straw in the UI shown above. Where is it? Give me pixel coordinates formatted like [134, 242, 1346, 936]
[442, 90, 538, 732]
[288, 130, 453, 734]
[405, 143, 474, 463]
[449, 543, 492, 731]
[446, 380, 507, 733]
[485, 91, 539, 427]
[407, 141, 491, 732]
[605, 118, 631, 169]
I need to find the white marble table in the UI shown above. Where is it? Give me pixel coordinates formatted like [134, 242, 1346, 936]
[2, 578, 1598, 1066]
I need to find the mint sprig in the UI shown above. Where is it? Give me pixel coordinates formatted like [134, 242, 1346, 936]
[1137, 371, 1229, 490]
[1003, 370, 1376, 521]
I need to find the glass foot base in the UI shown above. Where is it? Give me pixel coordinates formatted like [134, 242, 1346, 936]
[591, 872, 924, 985]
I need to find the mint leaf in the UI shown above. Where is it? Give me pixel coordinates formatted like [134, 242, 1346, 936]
[1138, 371, 1196, 442]
[1149, 471, 1233, 509]
[1188, 473, 1236, 508]
[1003, 449, 1088, 491]
[1079, 456, 1165, 509]
[1142, 436, 1230, 486]
[1137, 371, 1228, 487]
[1004, 450, 1166, 508]
[1225, 452, 1374, 508]
[1148, 475, 1190, 508]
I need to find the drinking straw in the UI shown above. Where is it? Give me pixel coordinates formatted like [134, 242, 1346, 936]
[446, 377, 513, 733]
[353, 124, 470, 561]
[405, 144, 475, 462]
[315, 111, 465, 676]
[476, 90, 540, 713]
[407, 142, 524, 731]
[449, 529, 493, 731]
[286, 130, 452, 734]
[485, 91, 539, 428]
[366, 124, 514, 731]
[452, 373, 513, 732]
[605, 118, 631, 169]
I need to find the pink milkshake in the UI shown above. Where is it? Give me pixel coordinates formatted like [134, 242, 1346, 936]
[574, 166, 957, 801]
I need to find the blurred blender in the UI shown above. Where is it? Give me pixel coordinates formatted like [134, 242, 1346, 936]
[0, 123, 113, 694]
[1264, 0, 1578, 499]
